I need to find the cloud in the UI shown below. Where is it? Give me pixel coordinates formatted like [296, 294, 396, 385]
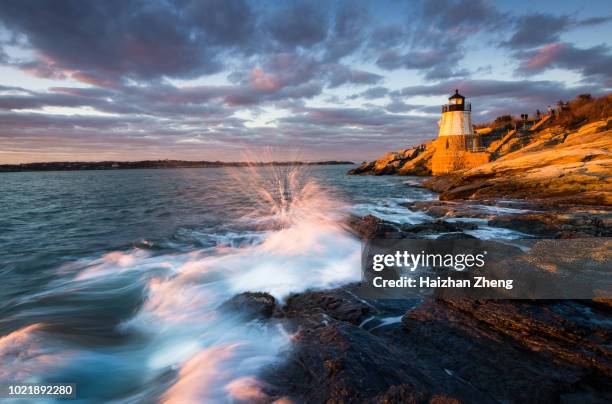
[502, 12, 612, 49]
[348, 86, 389, 100]
[325, 65, 383, 88]
[0, 1, 611, 163]
[322, 4, 369, 61]
[0, 0, 256, 85]
[267, 2, 328, 48]
[515, 43, 612, 86]
[373, 0, 502, 79]
[398, 79, 600, 99]
[576, 15, 612, 27]
[502, 13, 572, 49]
[384, 100, 430, 113]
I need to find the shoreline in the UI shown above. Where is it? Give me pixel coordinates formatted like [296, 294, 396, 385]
[251, 184, 611, 402]
[0, 160, 355, 173]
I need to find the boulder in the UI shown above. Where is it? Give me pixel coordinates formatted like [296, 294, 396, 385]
[219, 292, 277, 320]
[347, 215, 398, 240]
[283, 288, 374, 326]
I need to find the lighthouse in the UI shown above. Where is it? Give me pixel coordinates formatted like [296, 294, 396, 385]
[438, 89, 473, 137]
[432, 90, 489, 175]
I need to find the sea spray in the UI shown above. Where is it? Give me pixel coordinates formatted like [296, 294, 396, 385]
[125, 164, 361, 402]
[0, 165, 361, 402]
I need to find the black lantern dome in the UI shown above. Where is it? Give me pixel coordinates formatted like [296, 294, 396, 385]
[448, 89, 465, 104]
[442, 89, 470, 112]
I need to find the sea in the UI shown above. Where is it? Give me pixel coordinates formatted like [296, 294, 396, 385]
[0, 165, 525, 402]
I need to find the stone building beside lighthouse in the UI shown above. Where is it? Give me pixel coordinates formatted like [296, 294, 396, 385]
[431, 90, 490, 175]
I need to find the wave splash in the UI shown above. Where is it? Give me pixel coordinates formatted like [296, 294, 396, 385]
[0, 165, 361, 402]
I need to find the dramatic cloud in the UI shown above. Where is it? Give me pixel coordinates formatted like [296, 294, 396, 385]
[373, 0, 502, 79]
[502, 14, 573, 49]
[267, 2, 328, 48]
[0, 0, 256, 85]
[0, 0, 610, 163]
[349, 87, 390, 100]
[502, 12, 612, 49]
[515, 43, 612, 86]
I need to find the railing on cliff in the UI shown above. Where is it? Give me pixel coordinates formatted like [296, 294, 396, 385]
[468, 146, 487, 152]
[529, 114, 552, 131]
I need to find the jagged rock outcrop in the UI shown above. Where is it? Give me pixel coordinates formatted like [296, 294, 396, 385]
[258, 287, 612, 403]
[345, 214, 479, 240]
[489, 211, 612, 238]
[348, 142, 434, 175]
[402, 200, 612, 238]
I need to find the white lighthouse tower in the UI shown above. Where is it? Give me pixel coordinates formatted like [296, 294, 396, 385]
[432, 90, 489, 174]
[438, 89, 473, 137]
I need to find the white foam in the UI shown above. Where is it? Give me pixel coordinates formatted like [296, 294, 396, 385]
[119, 167, 362, 402]
[349, 197, 432, 225]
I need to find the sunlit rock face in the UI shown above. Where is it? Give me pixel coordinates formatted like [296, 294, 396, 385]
[347, 143, 433, 176]
[424, 120, 612, 205]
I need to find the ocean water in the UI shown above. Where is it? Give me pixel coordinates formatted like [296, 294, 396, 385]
[1, 165, 443, 403]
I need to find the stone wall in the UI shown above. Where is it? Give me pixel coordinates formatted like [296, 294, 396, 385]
[432, 135, 490, 175]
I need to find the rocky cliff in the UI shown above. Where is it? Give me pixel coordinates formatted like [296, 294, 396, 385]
[350, 118, 611, 205]
[423, 119, 612, 205]
[348, 142, 434, 176]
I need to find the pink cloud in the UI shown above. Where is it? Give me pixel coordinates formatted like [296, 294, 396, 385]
[250, 68, 282, 91]
[525, 43, 565, 70]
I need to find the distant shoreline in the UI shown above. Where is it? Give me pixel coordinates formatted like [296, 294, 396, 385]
[0, 160, 355, 173]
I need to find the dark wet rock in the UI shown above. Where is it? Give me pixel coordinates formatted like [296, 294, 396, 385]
[283, 288, 375, 326]
[370, 383, 428, 403]
[404, 199, 611, 239]
[345, 215, 420, 240]
[265, 292, 612, 403]
[489, 211, 612, 238]
[403, 200, 499, 220]
[345, 215, 398, 239]
[219, 292, 276, 320]
[401, 220, 478, 234]
[263, 315, 484, 403]
[393, 299, 612, 403]
[345, 215, 480, 240]
[436, 232, 478, 239]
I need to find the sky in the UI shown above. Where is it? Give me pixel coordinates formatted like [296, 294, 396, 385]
[0, 0, 611, 163]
